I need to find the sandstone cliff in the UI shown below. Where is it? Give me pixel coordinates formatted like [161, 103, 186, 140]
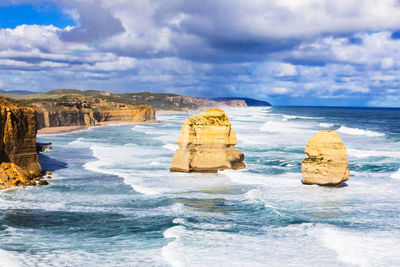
[0, 89, 252, 112]
[170, 108, 245, 173]
[122, 93, 247, 111]
[0, 97, 42, 189]
[301, 130, 350, 186]
[32, 96, 155, 129]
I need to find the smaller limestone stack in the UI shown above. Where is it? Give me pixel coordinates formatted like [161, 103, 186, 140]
[170, 108, 245, 173]
[301, 130, 349, 186]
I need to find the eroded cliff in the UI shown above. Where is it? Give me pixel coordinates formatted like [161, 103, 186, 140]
[32, 96, 155, 129]
[170, 108, 245, 173]
[0, 97, 42, 189]
[122, 93, 247, 111]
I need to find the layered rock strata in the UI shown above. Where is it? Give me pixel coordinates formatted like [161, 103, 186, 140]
[301, 130, 350, 186]
[0, 97, 42, 189]
[125, 93, 247, 111]
[32, 96, 155, 129]
[170, 108, 245, 173]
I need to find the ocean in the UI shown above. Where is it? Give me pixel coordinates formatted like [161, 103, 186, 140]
[1, 106, 400, 266]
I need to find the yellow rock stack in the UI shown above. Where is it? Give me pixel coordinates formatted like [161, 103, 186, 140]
[301, 130, 349, 186]
[170, 108, 245, 173]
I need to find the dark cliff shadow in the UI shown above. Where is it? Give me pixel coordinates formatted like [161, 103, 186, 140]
[39, 153, 68, 172]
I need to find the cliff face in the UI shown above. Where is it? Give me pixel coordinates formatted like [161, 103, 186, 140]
[32, 97, 155, 129]
[124, 93, 247, 111]
[301, 130, 350, 186]
[0, 97, 42, 189]
[170, 109, 245, 173]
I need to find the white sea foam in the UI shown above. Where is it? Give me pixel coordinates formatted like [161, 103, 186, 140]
[83, 144, 168, 195]
[227, 170, 299, 187]
[162, 226, 185, 267]
[319, 122, 334, 128]
[163, 143, 178, 151]
[315, 226, 400, 267]
[347, 148, 400, 159]
[68, 137, 88, 146]
[259, 121, 310, 133]
[337, 126, 385, 137]
[160, 223, 363, 266]
[282, 115, 318, 121]
[0, 249, 22, 267]
[390, 170, 400, 180]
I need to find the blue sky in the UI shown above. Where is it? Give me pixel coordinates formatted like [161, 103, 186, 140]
[0, 0, 400, 106]
[0, 3, 74, 28]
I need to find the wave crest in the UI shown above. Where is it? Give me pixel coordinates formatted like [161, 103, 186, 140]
[337, 126, 384, 137]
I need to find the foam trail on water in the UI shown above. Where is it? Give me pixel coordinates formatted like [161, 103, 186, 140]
[259, 121, 312, 133]
[161, 226, 185, 267]
[347, 148, 400, 159]
[337, 126, 384, 137]
[319, 123, 334, 128]
[391, 170, 400, 180]
[163, 143, 178, 151]
[82, 144, 168, 195]
[282, 115, 318, 121]
[0, 249, 22, 267]
[315, 226, 400, 267]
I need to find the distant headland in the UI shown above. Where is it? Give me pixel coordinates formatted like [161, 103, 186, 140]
[211, 97, 271, 107]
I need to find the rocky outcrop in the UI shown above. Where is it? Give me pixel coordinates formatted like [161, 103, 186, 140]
[124, 93, 247, 111]
[170, 108, 245, 173]
[32, 96, 155, 129]
[214, 100, 247, 107]
[211, 97, 271, 107]
[301, 130, 350, 186]
[0, 97, 42, 189]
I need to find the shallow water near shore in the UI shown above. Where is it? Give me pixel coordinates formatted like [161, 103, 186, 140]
[1, 106, 400, 266]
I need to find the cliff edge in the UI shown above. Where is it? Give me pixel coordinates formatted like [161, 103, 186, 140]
[31, 96, 155, 129]
[0, 97, 42, 188]
[170, 108, 245, 173]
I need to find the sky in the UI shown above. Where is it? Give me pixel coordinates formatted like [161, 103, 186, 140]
[1, 1, 400, 106]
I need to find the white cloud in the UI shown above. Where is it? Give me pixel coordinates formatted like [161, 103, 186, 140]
[1, 0, 400, 105]
[381, 57, 394, 69]
[368, 95, 400, 107]
[275, 63, 297, 77]
[271, 87, 290, 94]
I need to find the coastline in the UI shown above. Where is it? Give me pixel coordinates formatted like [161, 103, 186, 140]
[37, 107, 251, 135]
[37, 120, 158, 135]
[37, 126, 89, 134]
[156, 109, 189, 114]
[98, 120, 157, 126]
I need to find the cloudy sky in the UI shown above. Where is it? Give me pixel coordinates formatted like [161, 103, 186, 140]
[1, 0, 400, 106]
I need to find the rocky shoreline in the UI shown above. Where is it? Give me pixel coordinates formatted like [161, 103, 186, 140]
[1, 92, 350, 190]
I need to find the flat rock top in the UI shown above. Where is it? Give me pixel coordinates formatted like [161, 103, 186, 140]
[305, 130, 347, 158]
[0, 97, 33, 111]
[187, 108, 231, 126]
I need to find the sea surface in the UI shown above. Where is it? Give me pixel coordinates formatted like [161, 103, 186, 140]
[1, 106, 400, 266]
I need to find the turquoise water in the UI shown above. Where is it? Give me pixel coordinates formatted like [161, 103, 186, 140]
[1, 107, 400, 266]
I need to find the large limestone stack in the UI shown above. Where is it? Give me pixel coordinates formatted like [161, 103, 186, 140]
[170, 108, 245, 173]
[301, 130, 349, 186]
[0, 97, 42, 189]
